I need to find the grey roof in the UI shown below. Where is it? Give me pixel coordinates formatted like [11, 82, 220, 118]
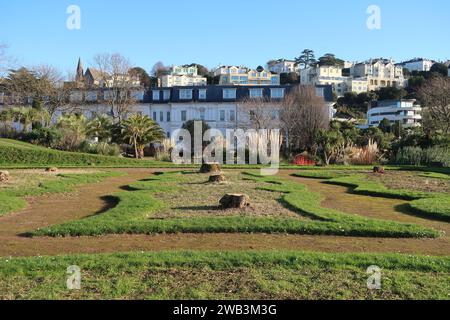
[149, 85, 333, 104]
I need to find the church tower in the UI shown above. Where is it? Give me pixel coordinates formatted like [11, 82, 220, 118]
[76, 57, 84, 82]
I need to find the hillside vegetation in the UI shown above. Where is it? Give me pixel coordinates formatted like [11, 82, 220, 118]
[0, 139, 168, 168]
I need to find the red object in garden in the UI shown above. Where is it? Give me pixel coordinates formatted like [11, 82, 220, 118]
[292, 155, 316, 166]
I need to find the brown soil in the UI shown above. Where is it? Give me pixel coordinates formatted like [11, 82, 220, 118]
[0, 169, 449, 258]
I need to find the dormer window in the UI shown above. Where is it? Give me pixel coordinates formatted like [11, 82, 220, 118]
[179, 89, 193, 100]
[270, 88, 285, 99]
[198, 89, 207, 100]
[152, 90, 160, 101]
[223, 88, 237, 99]
[249, 88, 263, 98]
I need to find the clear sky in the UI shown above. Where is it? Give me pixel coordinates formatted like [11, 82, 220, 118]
[1, 0, 449, 76]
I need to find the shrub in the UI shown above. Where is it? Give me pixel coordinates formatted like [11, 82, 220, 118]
[395, 147, 423, 166]
[79, 141, 122, 157]
[394, 146, 450, 167]
[422, 146, 450, 167]
[23, 127, 62, 148]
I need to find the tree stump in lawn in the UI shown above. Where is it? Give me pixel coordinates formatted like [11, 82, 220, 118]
[0, 171, 10, 182]
[209, 174, 226, 184]
[200, 163, 221, 174]
[220, 194, 250, 209]
[373, 166, 385, 174]
[46, 167, 58, 173]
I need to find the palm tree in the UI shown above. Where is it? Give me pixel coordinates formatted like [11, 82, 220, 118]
[11, 107, 50, 133]
[122, 114, 165, 159]
[86, 114, 113, 142]
[56, 114, 88, 151]
[0, 108, 15, 135]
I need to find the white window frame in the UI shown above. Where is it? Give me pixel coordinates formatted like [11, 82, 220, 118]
[163, 90, 171, 100]
[153, 90, 160, 101]
[249, 88, 264, 98]
[223, 89, 237, 99]
[198, 89, 207, 100]
[270, 88, 285, 99]
[179, 89, 193, 100]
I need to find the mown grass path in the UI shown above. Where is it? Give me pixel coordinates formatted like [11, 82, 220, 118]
[0, 169, 448, 257]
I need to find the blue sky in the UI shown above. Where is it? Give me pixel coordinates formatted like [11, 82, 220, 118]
[1, 0, 449, 76]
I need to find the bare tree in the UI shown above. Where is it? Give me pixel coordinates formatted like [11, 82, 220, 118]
[151, 61, 168, 78]
[93, 53, 140, 123]
[280, 85, 329, 153]
[418, 75, 450, 134]
[238, 97, 281, 130]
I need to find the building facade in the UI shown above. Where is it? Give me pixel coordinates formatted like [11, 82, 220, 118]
[366, 99, 422, 128]
[160, 65, 207, 87]
[399, 58, 435, 72]
[300, 65, 368, 96]
[351, 59, 406, 91]
[267, 59, 298, 74]
[214, 66, 280, 86]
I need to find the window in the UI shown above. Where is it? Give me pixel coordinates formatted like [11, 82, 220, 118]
[271, 76, 279, 84]
[219, 110, 225, 122]
[167, 111, 171, 122]
[160, 111, 164, 122]
[200, 108, 206, 121]
[223, 89, 237, 99]
[181, 110, 187, 122]
[163, 90, 171, 100]
[179, 89, 193, 99]
[229, 110, 236, 122]
[153, 112, 157, 121]
[249, 89, 263, 98]
[270, 88, 285, 99]
[152, 90, 160, 101]
[198, 89, 207, 100]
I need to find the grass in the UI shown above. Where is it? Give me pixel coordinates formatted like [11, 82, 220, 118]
[410, 197, 450, 222]
[0, 138, 173, 168]
[0, 171, 126, 217]
[32, 171, 439, 238]
[0, 250, 449, 300]
[2, 139, 450, 173]
[419, 172, 450, 180]
[312, 174, 450, 222]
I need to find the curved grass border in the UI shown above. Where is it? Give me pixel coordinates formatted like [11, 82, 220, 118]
[0, 171, 126, 217]
[1, 250, 449, 299]
[33, 172, 439, 238]
[312, 174, 450, 222]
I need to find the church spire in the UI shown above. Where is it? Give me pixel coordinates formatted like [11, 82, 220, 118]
[76, 57, 84, 82]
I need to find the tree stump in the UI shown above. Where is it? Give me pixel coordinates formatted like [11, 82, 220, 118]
[373, 166, 385, 174]
[0, 171, 10, 182]
[220, 194, 250, 209]
[46, 167, 58, 173]
[209, 174, 226, 183]
[200, 163, 221, 174]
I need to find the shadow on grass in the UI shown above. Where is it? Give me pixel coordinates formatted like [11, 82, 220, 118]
[277, 198, 329, 222]
[395, 203, 450, 223]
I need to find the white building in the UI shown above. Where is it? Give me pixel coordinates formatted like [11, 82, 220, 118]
[267, 59, 298, 74]
[300, 65, 368, 96]
[367, 99, 422, 128]
[351, 59, 406, 91]
[161, 74, 207, 87]
[399, 58, 435, 72]
[159, 65, 207, 87]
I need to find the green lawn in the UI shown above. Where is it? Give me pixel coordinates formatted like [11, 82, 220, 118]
[1, 251, 449, 300]
[323, 174, 450, 222]
[32, 171, 439, 238]
[0, 171, 126, 216]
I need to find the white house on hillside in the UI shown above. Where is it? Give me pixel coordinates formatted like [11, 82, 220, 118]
[366, 99, 422, 128]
